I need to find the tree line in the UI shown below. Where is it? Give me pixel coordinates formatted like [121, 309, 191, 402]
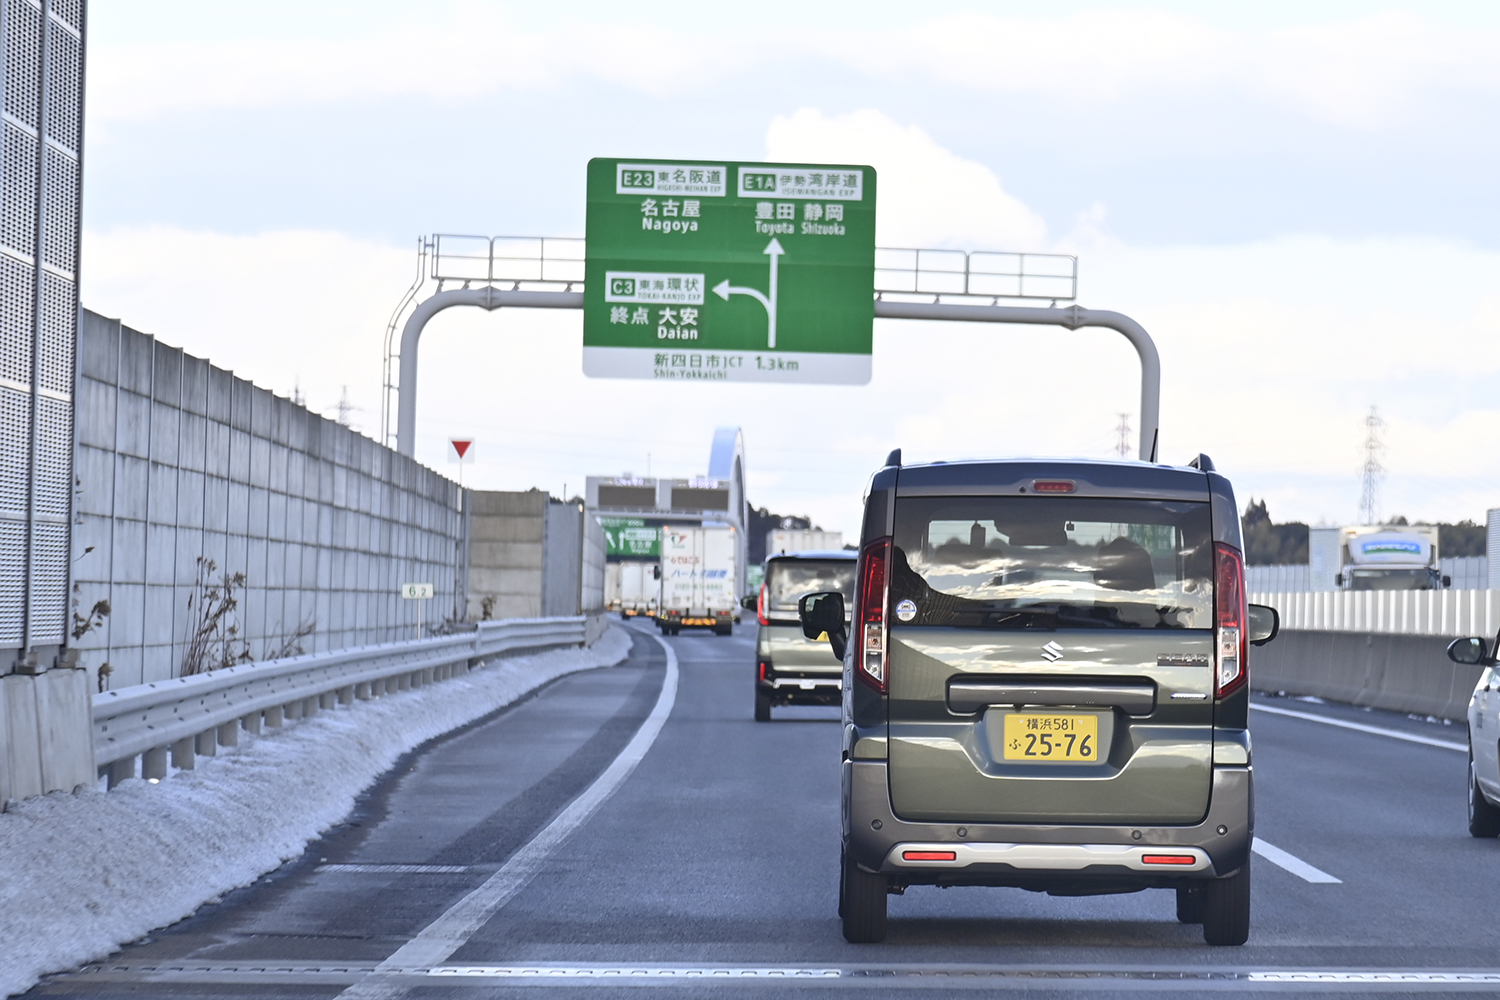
[1241, 499, 1487, 565]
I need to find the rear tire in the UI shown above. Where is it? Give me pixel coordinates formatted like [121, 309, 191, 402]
[1175, 885, 1205, 924]
[1469, 750, 1500, 837]
[754, 687, 772, 722]
[1201, 857, 1250, 946]
[841, 851, 888, 943]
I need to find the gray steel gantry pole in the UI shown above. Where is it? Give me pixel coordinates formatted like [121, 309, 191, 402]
[396, 287, 584, 456]
[872, 301, 1162, 462]
[395, 292, 1161, 463]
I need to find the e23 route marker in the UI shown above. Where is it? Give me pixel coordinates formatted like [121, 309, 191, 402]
[583, 158, 876, 385]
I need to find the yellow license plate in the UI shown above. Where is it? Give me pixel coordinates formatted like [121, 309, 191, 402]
[1002, 713, 1100, 762]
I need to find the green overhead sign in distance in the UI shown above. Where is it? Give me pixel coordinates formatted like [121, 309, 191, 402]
[599, 517, 661, 558]
[583, 158, 876, 384]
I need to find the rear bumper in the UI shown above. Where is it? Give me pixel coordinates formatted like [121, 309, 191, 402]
[757, 655, 842, 704]
[659, 612, 732, 628]
[843, 759, 1252, 886]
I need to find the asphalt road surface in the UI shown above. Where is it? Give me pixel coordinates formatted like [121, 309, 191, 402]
[28, 621, 1500, 998]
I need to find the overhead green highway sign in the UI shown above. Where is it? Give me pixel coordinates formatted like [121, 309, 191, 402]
[583, 158, 876, 384]
[599, 517, 661, 558]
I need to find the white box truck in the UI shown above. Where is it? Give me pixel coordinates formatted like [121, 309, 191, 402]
[658, 525, 737, 635]
[615, 561, 660, 618]
[766, 528, 844, 557]
[1335, 524, 1449, 590]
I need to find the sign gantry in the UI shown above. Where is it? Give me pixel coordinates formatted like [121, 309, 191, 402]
[376, 163, 1161, 463]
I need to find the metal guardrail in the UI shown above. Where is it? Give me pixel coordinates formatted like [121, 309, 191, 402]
[92, 617, 587, 786]
[1252, 589, 1500, 638]
[415, 235, 1078, 304]
[872, 247, 1076, 303]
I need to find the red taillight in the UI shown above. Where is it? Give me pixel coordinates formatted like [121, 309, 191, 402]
[757, 659, 771, 682]
[1214, 541, 1246, 698]
[1142, 854, 1198, 866]
[903, 850, 957, 862]
[854, 537, 891, 693]
[756, 584, 769, 626]
[1032, 480, 1075, 494]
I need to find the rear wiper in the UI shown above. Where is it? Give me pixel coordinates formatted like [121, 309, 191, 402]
[984, 605, 1146, 629]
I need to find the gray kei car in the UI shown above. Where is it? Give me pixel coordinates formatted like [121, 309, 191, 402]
[749, 550, 857, 721]
[798, 452, 1279, 946]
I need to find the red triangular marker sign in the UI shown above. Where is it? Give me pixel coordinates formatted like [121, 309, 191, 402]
[450, 440, 472, 459]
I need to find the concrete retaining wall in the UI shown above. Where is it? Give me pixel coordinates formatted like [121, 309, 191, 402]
[1252, 629, 1484, 721]
[466, 491, 604, 620]
[1, 669, 93, 801]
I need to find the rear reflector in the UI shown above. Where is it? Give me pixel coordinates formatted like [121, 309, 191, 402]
[1142, 854, 1198, 866]
[1032, 480, 1075, 494]
[902, 850, 957, 862]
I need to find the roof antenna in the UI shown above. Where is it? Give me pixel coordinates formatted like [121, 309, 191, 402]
[884, 448, 902, 468]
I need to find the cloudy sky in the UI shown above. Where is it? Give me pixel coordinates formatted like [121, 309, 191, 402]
[82, 1, 1500, 539]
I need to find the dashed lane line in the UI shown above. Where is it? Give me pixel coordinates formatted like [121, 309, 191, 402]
[1251, 838, 1341, 884]
[316, 864, 471, 874]
[1251, 702, 1467, 752]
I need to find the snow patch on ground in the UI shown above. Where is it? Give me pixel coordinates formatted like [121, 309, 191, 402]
[0, 625, 635, 997]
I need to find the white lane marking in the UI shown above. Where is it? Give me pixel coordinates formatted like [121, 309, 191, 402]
[1251, 837, 1341, 884]
[335, 633, 679, 999]
[431, 966, 842, 979]
[317, 864, 470, 874]
[1251, 702, 1467, 752]
[1249, 971, 1500, 983]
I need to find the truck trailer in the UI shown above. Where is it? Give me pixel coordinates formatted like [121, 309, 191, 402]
[605, 561, 661, 618]
[658, 526, 738, 635]
[1334, 524, 1450, 591]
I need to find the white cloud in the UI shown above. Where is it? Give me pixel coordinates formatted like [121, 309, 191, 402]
[78, 126, 1500, 540]
[81, 227, 411, 434]
[764, 108, 1048, 250]
[854, 9, 1500, 130]
[86, 7, 1500, 133]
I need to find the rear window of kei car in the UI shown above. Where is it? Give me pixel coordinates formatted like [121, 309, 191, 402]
[890, 496, 1213, 630]
[767, 560, 857, 615]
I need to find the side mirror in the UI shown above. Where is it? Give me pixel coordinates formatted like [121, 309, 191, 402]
[1247, 604, 1279, 646]
[1334, 573, 1343, 587]
[1443, 575, 1452, 588]
[798, 591, 847, 662]
[652, 565, 661, 580]
[740, 594, 757, 611]
[1447, 636, 1492, 666]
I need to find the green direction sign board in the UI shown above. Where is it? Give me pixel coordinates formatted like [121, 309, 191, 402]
[583, 158, 876, 384]
[599, 517, 661, 558]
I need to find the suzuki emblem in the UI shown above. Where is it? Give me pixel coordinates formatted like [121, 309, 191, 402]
[1040, 640, 1064, 662]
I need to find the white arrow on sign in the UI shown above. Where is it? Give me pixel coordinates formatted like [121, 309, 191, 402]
[712, 238, 784, 349]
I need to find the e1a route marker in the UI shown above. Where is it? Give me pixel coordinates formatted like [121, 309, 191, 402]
[710, 238, 784, 348]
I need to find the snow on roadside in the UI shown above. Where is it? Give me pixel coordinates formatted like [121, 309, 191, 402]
[0, 624, 636, 997]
